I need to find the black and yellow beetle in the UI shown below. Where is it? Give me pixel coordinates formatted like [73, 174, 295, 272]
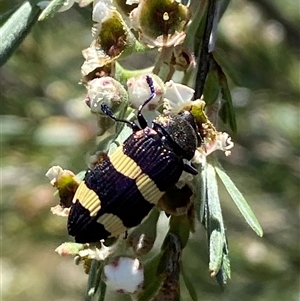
[68, 76, 200, 243]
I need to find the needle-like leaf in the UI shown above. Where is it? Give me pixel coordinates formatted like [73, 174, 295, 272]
[215, 164, 263, 237]
[0, 1, 41, 66]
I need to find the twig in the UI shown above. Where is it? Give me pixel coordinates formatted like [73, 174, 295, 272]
[194, 0, 217, 99]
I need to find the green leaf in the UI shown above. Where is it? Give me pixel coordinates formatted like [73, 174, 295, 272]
[209, 230, 223, 274]
[190, 163, 208, 224]
[76, 171, 87, 181]
[184, 1, 207, 54]
[222, 253, 231, 280]
[97, 279, 107, 301]
[0, 1, 41, 67]
[206, 163, 223, 225]
[85, 260, 103, 301]
[181, 266, 198, 301]
[215, 252, 231, 286]
[219, 0, 232, 20]
[210, 54, 237, 132]
[214, 164, 263, 237]
[38, 0, 66, 21]
[199, 166, 207, 224]
[0, 3, 22, 26]
[219, 74, 237, 132]
[168, 215, 191, 249]
[215, 255, 231, 286]
[204, 163, 231, 285]
[213, 48, 241, 86]
[203, 69, 220, 105]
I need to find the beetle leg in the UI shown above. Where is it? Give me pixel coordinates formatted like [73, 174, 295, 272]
[183, 163, 198, 175]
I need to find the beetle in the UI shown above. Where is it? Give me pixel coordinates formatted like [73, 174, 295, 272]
[68, 76, 200, 243]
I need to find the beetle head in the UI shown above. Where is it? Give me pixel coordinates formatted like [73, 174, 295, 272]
[152, 112, 198, 160]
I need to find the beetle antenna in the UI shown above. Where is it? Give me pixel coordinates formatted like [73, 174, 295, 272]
[100, 103, 140, 132]
[137, 75, 156, 129]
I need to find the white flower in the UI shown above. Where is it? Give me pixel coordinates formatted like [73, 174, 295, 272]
[45, 165, 77, 186]
[93, 0, 115, 23]
[192, 132, 235, 165]
[163, 81, 195, 114]
[205, 132, 234, 156]
[45, 165, 65, 185]
[103, 256, 144, 294]
[127, 74, 165, 111]
[50, 205, 70, 217]
[126, 0, 139, 4]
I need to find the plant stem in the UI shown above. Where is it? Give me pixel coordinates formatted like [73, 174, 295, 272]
[194, 0, 217, 99]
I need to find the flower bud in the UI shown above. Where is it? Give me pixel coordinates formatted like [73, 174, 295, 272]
[127, 74, 164, 111]
[103, 256, 144, 294]
[45, 166, 80, 213]
[55, 242, 85, 256]
[86, 77, 128, 114]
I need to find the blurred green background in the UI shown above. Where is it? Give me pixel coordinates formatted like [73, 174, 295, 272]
[1, 0, 299, 300]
